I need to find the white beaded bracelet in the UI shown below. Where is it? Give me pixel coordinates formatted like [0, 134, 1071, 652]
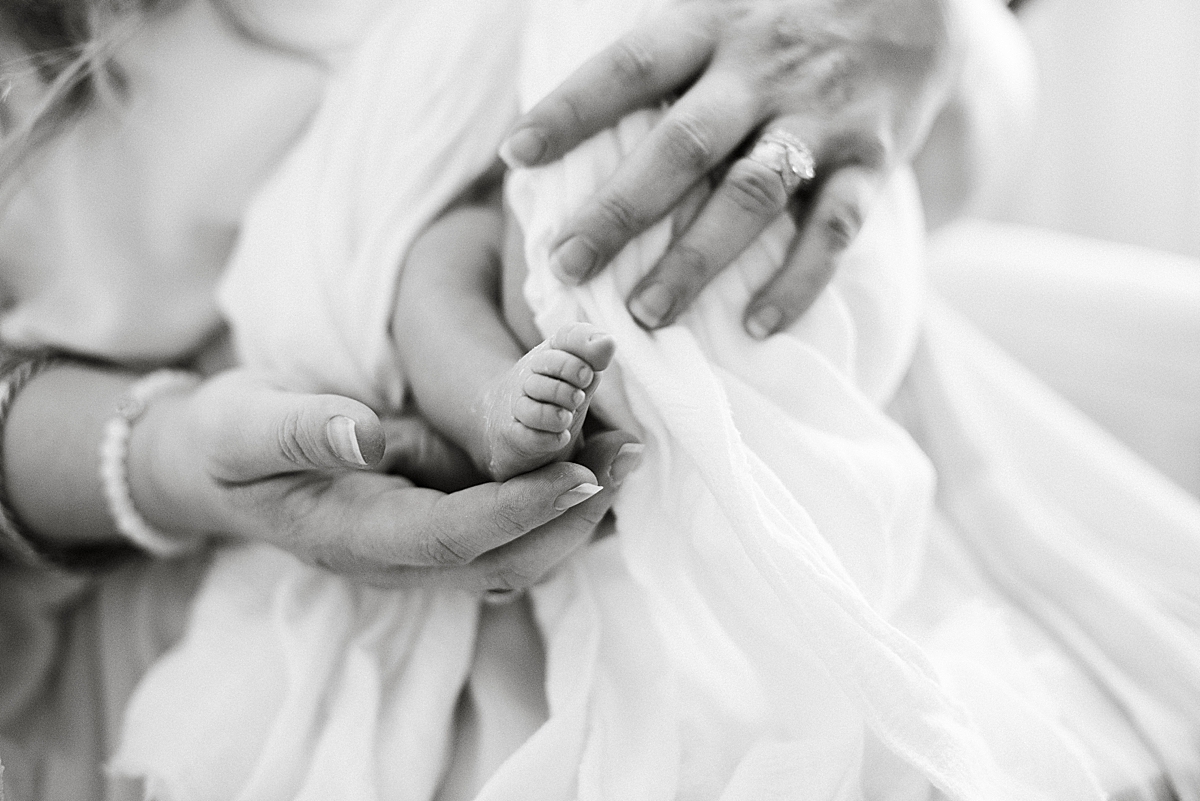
[99, 369, 200, 557]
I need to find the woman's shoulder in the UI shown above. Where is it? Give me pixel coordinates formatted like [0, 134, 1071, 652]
[233, 0, 396, 54]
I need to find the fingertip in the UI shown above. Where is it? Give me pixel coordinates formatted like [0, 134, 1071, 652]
[745, 304, 783, 340]
[608, 442, 645, 485]
[554, 482, 603, 511]
[503, 459, 598, 503]
[549, 235, 600, 284]
[352, 413, 387, 466]
[628, 281, 678, 330]
[326, 413, 385, 468]
[574, 428, 642, 487]
[499, 127, 548, 168]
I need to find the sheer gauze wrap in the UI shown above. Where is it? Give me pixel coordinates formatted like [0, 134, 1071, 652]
[116, 0, 1200, 799]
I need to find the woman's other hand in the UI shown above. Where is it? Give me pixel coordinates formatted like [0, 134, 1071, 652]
[500, 0, 960, 338]
[129, 370, 639, 592]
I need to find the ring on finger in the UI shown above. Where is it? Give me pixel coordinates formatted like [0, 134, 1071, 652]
[746, 129, 816, 195]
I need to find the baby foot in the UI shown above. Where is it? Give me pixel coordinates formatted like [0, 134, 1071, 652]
[481, 321, 616, 481]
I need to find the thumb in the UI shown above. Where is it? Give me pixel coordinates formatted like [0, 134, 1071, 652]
[208, 376, 386, 480]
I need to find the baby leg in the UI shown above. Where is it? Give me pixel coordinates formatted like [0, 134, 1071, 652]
[481, 321, 615, 481]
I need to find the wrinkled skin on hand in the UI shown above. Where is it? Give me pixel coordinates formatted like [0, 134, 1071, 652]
[502, 0, 960, 337]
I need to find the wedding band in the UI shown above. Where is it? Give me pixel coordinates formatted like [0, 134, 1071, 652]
[747, 130, 816, 195]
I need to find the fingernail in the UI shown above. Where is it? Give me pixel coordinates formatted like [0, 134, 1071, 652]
[629, 282, 676, 329]
[549, 236, 598, 283]
[499, 128, 547, 168]
[746, 305, 782, 340]
[327, 416, 368, 467]
[609, 442, 645, 485]
[554, 482, 603, 511]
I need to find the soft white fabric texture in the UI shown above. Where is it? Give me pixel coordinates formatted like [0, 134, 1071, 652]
[116, 0, 1200, 799]
[215, 0, 521, 410]
[116, 0, 521, 797]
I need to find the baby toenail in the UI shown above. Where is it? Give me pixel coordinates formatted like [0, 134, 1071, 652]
[570, 389, 585, 407]
[577, 365, 594, 385]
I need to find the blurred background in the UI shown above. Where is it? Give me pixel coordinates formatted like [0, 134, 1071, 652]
[998, 0, 1200, 257]
[931, 0, 1200, 495]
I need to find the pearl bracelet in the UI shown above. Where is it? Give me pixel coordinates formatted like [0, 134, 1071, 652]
[99, 369, 201, 557]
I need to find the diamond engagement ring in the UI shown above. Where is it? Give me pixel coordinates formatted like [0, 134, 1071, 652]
[747, 130, 816, 195]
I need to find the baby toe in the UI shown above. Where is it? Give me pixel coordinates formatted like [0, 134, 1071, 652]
[524, 373, 586, 411]
[506, 423, 571, 456]
[527, 348, 595, 390]
[513, 395, 574, 433]
[546, 322, 616, 372]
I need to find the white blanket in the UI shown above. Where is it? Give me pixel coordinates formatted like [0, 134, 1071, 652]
[116, 0, 1200, 799]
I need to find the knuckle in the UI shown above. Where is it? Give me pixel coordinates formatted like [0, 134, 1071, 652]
[760, 19, 822, 86]
[610, 36, 657, 87]
[272, 501, 344, 569]
[595, 192, 646, 237]
[276, 408, 311, 468]
[424, 536, 471, 567]
[424, 517, 476, 566]
[665, 243, 711, 284]
[548, 92, 588, 134]
[490, 493, 530, 541]
[819, 200, 864, 251]
[662, 112, 716, 173]
[725, 159, 789, 217]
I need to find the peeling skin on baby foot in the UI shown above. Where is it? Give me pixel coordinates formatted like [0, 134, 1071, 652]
[481, 321, 615, 481]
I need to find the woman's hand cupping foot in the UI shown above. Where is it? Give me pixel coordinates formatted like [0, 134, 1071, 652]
[126, 370, 640, 592]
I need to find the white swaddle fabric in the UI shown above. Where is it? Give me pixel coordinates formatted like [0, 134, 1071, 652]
[116, 1, 521, 798]
[215, 0, 522, 411]
[501, 3, 1100, 799]
[116, 0, 1200, 798]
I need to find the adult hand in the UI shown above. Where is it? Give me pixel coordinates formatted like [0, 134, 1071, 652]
[129, 370, 641, 592]
[500, 0, 960, 338]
